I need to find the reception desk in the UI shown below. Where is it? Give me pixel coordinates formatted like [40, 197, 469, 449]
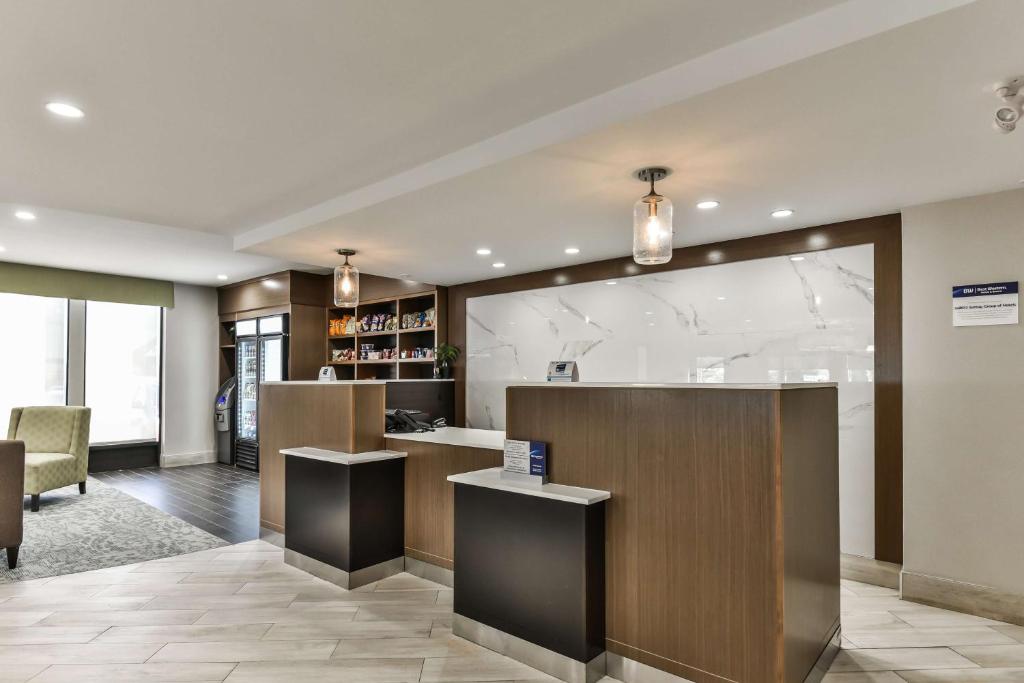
[505, 383, 840, 683]
[259, 380, 839, 683]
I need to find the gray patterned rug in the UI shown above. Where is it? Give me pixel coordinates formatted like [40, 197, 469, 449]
[0, 478, 228, 583]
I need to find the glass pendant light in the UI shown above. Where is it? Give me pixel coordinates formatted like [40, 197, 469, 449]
[632, 167, 673, 265]
[333, 249, 359, 307]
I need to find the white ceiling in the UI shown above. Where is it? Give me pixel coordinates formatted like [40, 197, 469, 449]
[3, 0, 1021, 286]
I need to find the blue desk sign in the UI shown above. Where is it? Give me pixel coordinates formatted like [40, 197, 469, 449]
[502, 439, 548, 485]
[952, 281, 1019, 327]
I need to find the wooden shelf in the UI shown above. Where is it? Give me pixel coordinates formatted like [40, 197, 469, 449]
[400, 358, 435, 363]
[357, 330, 398, 337]
[328, 360, 356, 365]
[399, 326, 435, 334]
[328, 334, 355, 340]
[220, 344, 236, 349]
[359, 359, 398, 365]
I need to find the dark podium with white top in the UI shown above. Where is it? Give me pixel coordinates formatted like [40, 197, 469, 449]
[283, 447, 407, 589]
[449, 467, 611, 683]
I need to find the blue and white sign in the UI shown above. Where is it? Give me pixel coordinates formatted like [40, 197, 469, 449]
[952, 282, 1018, 327]
[503, 439, 548, 483]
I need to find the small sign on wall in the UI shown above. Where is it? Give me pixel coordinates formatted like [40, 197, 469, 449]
[952, 282, 1019, 327]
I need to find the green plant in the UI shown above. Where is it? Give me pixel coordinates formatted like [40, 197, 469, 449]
[435, 343, 460, 366]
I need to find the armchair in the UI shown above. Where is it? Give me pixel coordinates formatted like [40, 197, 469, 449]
[8, 407, 91, 512]
[0, 440, 24, 568]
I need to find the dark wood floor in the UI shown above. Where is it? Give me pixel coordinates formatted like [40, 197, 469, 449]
[92, 463, 260, 544]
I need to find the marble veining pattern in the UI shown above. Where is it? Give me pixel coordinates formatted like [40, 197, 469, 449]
[466, 245, 875, 557]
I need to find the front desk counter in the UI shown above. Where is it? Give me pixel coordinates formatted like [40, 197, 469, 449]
[384, 427, 504, 583]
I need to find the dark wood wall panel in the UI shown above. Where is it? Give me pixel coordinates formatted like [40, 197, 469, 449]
[450, 214, 903, 564]
[506, 386, 794, 682]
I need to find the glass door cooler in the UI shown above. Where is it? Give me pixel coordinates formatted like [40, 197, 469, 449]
[234, 315, 288, 471]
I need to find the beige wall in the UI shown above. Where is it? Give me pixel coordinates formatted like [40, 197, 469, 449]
[161, 283, 219, 466]
[903, 187, 1024, 594]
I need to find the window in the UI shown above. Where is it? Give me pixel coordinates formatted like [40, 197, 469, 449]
[0, 293, 68, 423]
[85, 301, 161, 443]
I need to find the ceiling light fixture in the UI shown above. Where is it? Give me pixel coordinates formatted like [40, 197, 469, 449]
[633, 167, 673, 265]
[492, 262, 505, 269]
[333, 249, 359, 307]
[790, 255, 805, 262]
[216, 274, 228, 281]
[14, 210, 36, 221]
[564, 247, 580, 255]
[771, 209, 794, 218]
[0, 245, 5, 253]
[696, 200, 720, 210]
[45, 102, 85, 118]
[476, 248, 492, 256]
[606, 281, 617, 286]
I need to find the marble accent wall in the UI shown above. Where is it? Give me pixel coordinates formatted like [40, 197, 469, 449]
[466, 244, 875, 557]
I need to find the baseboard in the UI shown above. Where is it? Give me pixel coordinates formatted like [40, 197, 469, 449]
[901, 570, 1024, 626]
[841, 553, 901, 589]
[160, 450, 216, 468]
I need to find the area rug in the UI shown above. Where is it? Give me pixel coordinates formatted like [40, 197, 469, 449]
[0, 478, 228, 583]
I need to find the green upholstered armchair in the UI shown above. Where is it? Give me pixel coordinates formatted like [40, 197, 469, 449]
[8, 407, 91, 512]
[0, 440, 24, 568]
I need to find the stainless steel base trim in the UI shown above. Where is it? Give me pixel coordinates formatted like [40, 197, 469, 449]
[404, 556, 454, 587]
[804, 625, 841, 683]
[605, 653, 695, 683]
[284, 550, 404, 590]
[453, 614, 605, 683]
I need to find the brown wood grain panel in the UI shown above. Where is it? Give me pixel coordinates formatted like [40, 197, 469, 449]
[387, 438, 502, 569]
[505, 386, 836, 683]
[218, 272, 291, 314]
[451, 213, 902, 564]
[780, 387, 841, 683]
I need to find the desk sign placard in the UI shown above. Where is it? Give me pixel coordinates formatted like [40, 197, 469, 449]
[952, 282, 1019, 327]
[546, 360, 579, 382]
[502, 439, 548, 484]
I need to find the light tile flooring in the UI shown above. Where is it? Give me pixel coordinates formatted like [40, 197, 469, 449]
[1, 542, 1022, 682]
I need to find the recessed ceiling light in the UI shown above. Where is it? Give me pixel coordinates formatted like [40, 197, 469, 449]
[644, 311, 653, 315]
[716, 296, 727, 301]
[476, 248, 492, 256]
[492, 262, 505, 268]
[564, 247, 580, 255]
[0, 245, 5, 252]
[790, 255, 805, 262]
[14, 210, 36, 221]
[696, 200, 720, 210]
[866, 345, 875, 353]
[605, 281, 617, 286]
[216, 274, 228, 281]
[45, 102, 85, 118]
[771, 209, 794, 218]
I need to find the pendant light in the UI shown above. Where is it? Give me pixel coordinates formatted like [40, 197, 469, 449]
[333, 249, 359, 307]
[632, 167, 673, 265]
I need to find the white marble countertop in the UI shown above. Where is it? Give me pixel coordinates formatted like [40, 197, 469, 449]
[448, 467, 610, 505]
[508, 381, 837, 390]
[385, 427, 505, 451]
[281, 447, 407, 465]
[262, 379, 454, 385]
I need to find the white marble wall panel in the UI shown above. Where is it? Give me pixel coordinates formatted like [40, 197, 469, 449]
[467, 244, 875, 557]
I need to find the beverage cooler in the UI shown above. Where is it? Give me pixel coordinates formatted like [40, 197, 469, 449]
[235, 314, 288, 471]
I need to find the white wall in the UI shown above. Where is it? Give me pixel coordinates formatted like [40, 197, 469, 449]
[161, 283, 219, 466]
[903, 188, 1024, 594]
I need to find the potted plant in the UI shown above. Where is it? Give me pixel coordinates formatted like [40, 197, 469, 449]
[434, 343, 460, 379]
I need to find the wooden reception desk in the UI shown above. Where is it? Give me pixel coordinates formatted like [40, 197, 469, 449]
[505, 383, 840, 683]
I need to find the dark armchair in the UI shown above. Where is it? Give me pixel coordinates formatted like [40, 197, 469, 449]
[0, 440, 25, 568]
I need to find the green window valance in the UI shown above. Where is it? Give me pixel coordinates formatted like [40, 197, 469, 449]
[0, 261, 174, 308]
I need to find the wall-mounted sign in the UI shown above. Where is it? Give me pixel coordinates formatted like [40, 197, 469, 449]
[503, 439, 548, 483]
[546, 360, 579, 382]
[952, 282, 1019, 327]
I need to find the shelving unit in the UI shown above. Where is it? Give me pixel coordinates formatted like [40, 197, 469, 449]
[326, 290, 445, 380]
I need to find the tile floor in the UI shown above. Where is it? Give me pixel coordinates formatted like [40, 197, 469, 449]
[91, 464, 259, 544]
[1, 541, 1022, 682]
